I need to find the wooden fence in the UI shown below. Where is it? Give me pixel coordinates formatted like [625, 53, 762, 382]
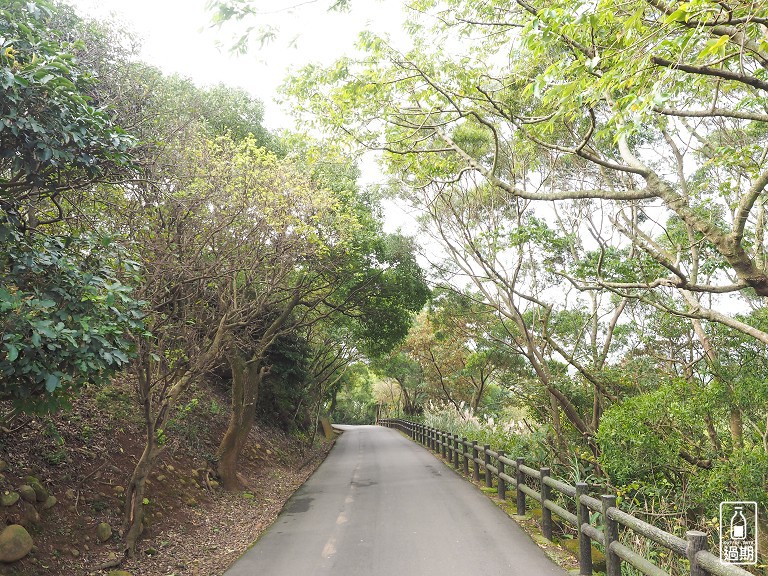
[379, 418, 755, 576]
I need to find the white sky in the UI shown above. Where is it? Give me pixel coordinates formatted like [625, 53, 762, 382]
[69, 0, 403, 130]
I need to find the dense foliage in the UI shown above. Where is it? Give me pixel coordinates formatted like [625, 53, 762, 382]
[273, 0, 768, 565]
[0, 0, 428, 558]
[0, 229, 143, 411]
[5, 0, 768, 569]
[0, 0, 134, 227]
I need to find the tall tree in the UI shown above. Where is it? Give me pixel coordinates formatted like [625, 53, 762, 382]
[285, 0, 768, 343]
[0, 1, 142, 416]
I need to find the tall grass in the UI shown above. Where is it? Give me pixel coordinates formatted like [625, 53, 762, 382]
[421, 402, 550, 467]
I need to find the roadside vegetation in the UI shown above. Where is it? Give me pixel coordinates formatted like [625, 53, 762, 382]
[228, 0, 768, 571]
[4, 0, 768, 574]
[0, 0, 428, 571]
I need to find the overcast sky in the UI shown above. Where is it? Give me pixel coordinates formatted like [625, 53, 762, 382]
[69, 0, 404, 130]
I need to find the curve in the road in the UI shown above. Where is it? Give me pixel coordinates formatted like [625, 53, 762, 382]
[225, 424, 571, 576]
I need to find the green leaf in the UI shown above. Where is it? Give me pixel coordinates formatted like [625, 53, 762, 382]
[698, 35, 729, 60]
[4, 343, 19, 362]
[664, 3, 690, 23]
[44, 373, 60, 392]
[112, 350, 129, 364]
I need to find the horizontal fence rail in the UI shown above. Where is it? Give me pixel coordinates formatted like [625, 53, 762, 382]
[379, 418, 755, 576]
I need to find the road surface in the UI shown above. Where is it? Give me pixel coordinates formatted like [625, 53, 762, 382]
[224, 424, 571, 576]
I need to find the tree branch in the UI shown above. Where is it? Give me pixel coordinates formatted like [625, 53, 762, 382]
[651, 56, 768, 92]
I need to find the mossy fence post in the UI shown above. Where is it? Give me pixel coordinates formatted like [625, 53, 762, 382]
[453, 435, 460, 470]
[515, 457, 525, 515]
[497, 451, 506, 500]
[602, 495, 620, 576]
[484, 445, 492, 488]
[540, 467, 552, 540]
[576, 482, 592, 576]
[686, 531, 707, 576]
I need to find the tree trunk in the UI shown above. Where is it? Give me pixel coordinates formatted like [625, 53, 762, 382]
[217, 353, 264, 490]
[328, 386, 339, 416]
[730, 408, 744, 450]
[123, 402, 160, 557]
[591, 388, 602, 431]
[548, 391, 566, 457]
[704, 413, 722, 453]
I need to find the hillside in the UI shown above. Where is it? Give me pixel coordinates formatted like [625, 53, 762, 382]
[0, 377, 333, 576]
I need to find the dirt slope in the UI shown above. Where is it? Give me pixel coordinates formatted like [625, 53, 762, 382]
[0, 377, 332, 576]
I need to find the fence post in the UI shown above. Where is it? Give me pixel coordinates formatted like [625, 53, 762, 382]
[484, 445, 492, 487]
[576, 482, 592, 576]
[432, 428, 438, 453]
[497, 450, 506, 500]
[540, 467, 552, 540]
[462, 438, 469, 476]
[686, 531, 707, 576]
[453, 435, 461, 469]
[601, 495, 620, 576]
[516, 457, 526, 515]
[471, 441, 480, 481]
[441, 431, 447, 459]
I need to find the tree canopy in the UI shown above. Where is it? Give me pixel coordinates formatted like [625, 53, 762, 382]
[0, 0, 135, 229]
[280, 0, 768, 544]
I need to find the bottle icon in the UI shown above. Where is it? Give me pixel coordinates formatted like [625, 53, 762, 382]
[730, 506, 747, 540]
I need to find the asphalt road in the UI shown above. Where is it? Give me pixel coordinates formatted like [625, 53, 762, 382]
[224, 425, 571, 576]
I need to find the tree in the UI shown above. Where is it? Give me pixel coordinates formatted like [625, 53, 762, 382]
[256, 329, 312, 430]
[284, 0, 768, 343]
[117, 131, 343, 548]
[370, 351, 425, 415]
[0, 1, 143, 418]
[329, 363, 378, 425]
[0, 0, 134, 230]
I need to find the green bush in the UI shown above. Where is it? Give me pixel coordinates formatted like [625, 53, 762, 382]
[0, 229, 144, 412]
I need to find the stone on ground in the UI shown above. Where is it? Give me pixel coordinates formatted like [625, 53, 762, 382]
[96, 522, 112, 542]
[17, 485, 36, 504]
[0, 524, 33, 563]
[0, 491, 19, 507]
